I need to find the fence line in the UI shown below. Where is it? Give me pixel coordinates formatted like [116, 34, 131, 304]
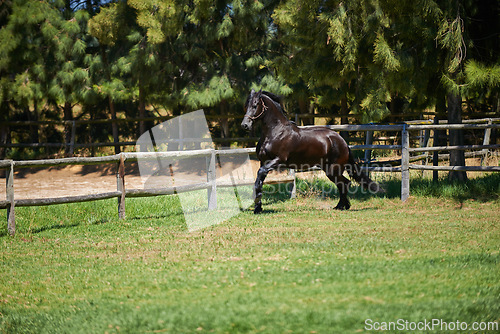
[2, 114, 497, 127]
[410, 144, 500, 153]
[2, 123, 499, 236]
[2, 116, 498, 153]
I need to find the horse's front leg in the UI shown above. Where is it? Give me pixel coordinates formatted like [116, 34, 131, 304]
[254, 158, 280, 214]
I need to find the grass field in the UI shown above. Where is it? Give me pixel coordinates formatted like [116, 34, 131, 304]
[1, 174, 499, 333]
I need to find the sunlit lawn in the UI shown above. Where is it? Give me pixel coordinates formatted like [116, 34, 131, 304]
[1, 175, 499, 333]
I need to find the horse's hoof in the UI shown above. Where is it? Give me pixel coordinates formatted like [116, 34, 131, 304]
[254, 206, 263, 214]
[334, 204, 350, 210]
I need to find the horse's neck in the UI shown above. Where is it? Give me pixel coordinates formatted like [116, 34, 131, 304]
[261, 98, 289, 135]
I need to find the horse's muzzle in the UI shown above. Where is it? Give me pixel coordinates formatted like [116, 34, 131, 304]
[241, 119, 252, 131]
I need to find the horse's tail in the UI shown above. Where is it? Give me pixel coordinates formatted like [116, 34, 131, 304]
[346, 149, 385, 194]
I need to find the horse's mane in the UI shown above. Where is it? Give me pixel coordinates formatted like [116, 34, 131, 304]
[262, 91, 288, 117]
[261, 91, 282, 106]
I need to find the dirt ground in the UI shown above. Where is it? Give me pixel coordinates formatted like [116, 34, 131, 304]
[1, 163, 130, 201]
[0, 158, 289, 201]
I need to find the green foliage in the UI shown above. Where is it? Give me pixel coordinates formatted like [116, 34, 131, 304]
[182, 75, 235, 109]
[256, 74, 294, 97]
[440, 73, 462, 96]
[216, 13, 234, 39]
[128, 0, 181, 44]
[437, 16, 465, 74]
[88, 3, 128, 46]
[271, 0, 445, 121]
[0, 0, 91, 113]
[465, 60, 500, 90]
[373, 34, 400, 72]
[0, 0, 498, 158]
[270, 0, 499, 122]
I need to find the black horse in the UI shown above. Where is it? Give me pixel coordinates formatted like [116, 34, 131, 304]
[241, 89, 382, 214]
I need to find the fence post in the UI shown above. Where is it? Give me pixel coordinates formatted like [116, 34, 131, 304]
[422, 129, 431, 148]
[432, 117, 440, 182]
[421, 128, 431, 176]
[481, 119, 492, 165]
[401, 124, 410, 201]
[117, 154, 126, 219]
[289, 168, 296, 199]
[364, 130, 373, 163]
[6, 160, 15, 236]
[364, 129, 373, 180]
[207, 150, 217, 210]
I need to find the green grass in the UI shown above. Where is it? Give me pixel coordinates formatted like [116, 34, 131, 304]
[1, 175, 499, 333]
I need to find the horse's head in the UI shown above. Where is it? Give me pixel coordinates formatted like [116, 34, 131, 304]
[241, 89, 265, 131]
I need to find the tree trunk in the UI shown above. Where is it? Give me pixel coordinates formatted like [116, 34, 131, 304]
[219, 100, 229, 149]
[389, 95, 406, 152]
[433, 94, 448, 182]
[298, 98, 313, 126]
[100, 46, 121, 153]
[29, 101, 39, 145]
[63, 101, 73, 156]
[0, 123, 9, 159]
[0, 101, 9, 159]
[139, 81, 146, 136]
[447, 93, 467, 182]
[89, 107, 95, 156]
[109, 96, 120, 154]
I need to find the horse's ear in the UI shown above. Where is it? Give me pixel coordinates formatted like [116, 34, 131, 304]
[257, 89, 262, 98]
[250, 88, 255, 95]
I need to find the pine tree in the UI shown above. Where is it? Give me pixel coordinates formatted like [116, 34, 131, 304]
[2, 0, 495, 160]
[435, 0, 499, 181]
[50, 6, 91, 155]
[462, 0, 500, 115]
[0, 0, 93, 156]
[271, 0, 498, 131]
[178, 0, 283, 116]
[88, 1, 134, 151]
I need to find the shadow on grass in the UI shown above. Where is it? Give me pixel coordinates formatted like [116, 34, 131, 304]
[29, 222, 81, 234]
[2, 221, 82, 237]
[128, 211, 184, 221]
[276, 173, 500, 204]
[408, 173, 500, 203]
[28, 218, 111, 235]
[0, 214, 114, 237]
[254, 209, 281, 215]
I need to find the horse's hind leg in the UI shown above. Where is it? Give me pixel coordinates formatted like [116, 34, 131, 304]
[326, 171, 351, 210]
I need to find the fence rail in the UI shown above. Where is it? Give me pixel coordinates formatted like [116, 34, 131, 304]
[2, 115, 498, 154]
[1, 122, 499, 236]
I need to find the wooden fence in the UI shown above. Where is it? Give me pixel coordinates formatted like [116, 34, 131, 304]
[1, 122, 499, 236]
[1, 114, 498, 154]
